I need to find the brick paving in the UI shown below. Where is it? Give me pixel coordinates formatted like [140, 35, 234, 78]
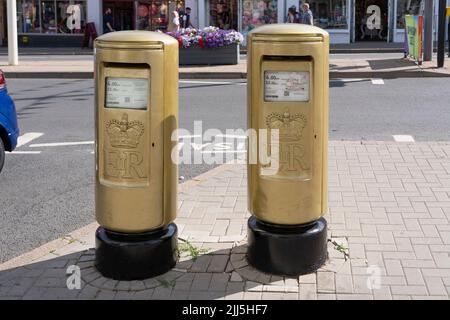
[1, 141, 450, 300]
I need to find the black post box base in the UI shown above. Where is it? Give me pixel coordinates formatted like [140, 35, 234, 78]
[247, 216, 328, 276]
[95, 224, 178, 280]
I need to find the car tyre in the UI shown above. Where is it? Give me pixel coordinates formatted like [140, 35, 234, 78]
[0, 138, 5, 173]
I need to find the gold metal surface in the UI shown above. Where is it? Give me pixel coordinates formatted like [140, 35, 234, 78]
[247, 24, 329, 225]
[95, 31, 178, 233]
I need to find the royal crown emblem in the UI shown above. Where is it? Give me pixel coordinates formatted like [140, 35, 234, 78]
[106, 113, 144, 149]
[266, 109, 307, 142]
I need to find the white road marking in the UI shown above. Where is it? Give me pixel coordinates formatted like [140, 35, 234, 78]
[29, 141, 94, 148]
[371, 79, 385, 85]
[16, 132, 44, 148]
[7, 151, 42, 155]
[393, 135, 415, 142]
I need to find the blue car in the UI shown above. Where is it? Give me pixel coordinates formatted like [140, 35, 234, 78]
[0, 70, 19, 173]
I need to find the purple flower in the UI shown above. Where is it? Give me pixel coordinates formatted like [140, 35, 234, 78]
[166, 27, 243, 49]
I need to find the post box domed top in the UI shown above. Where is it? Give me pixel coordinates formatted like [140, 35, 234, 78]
[95, 30, 178, 47]
[248, 24, 329, 38]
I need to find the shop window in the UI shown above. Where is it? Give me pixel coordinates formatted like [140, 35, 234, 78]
[41, 1, 57, 33]
[307, 0, 348, 29]
[136, 1, 185, 32]
[241, 0, 278, 35]
[208, 0, 238, 30]
[57, 1, 86, 34]
[396, 0, 423, 29]
[18, 0, 41, 33]
[17, 0, 86, 34]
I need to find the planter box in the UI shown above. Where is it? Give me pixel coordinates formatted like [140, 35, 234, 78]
[179, 43, 239, 65]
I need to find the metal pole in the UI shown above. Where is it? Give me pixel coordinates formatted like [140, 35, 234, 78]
[448, 8, 450, 58]
[437, 0, 446, 68]
[423, 0, 433, 61]
[7, 0, 18, 66]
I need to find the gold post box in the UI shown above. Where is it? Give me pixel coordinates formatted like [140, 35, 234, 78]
[246, 24, 329, 276]
[94, 31, 178, 280]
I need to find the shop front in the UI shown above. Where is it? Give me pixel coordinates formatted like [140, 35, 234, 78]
[101, 0, 186, 33]
[206, 0, 239, 30]
[5, 0, 445, 47]
[101, 0, 278, 35]
[300, 0, 433, 44]
[240, 0, 278, 37]
[15, 0, 88, 46]
[95, 0, 432, 44]
[300, 0, 350, 43]
[393, 0, 425, 43]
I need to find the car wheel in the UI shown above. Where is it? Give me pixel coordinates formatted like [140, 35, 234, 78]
[0, 138, 5, 173]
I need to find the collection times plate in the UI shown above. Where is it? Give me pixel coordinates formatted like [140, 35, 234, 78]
[264, 71, 310, 102]
[106, 77, 149, 110]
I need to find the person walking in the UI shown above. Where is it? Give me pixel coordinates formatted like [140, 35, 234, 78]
[300, 3, 314, 25]
[168, 10, 180, 32]
[181, 7, 195, 29]
[103, 8, 115, 33]
[286, 6, 299, 23]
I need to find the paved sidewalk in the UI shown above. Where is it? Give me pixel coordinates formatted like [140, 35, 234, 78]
[0, 42, 404, 56]
[1, 54, 449, 79]
[1, 141, 450, 300]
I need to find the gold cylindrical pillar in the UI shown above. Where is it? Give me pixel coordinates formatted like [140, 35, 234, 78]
[94, 31, 179, 280]
[246, 24, 329, 276]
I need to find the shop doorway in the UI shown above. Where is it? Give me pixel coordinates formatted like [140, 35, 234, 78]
[207, 0, 238, 30]
[355, 0, 388, 41]
[104, 1, 135, 31]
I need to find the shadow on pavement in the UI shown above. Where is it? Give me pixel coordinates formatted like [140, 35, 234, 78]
[0, 238, 347, 300]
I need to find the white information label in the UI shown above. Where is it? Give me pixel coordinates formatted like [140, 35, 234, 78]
[264, 71, 310, 102]
[106, 77, 149, 109]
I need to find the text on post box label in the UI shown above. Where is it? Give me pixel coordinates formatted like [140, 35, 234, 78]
[264, 71, 310, 102]
[106, 77, 149, 110]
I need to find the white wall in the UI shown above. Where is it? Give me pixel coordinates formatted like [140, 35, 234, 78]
[87, 0, 102, 35]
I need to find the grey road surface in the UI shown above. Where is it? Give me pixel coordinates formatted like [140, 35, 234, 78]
[0, 77, 449, 263]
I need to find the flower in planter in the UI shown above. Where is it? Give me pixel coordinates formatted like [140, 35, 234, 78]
[224, 30, 244, 45]
[166, 26, 243, 49]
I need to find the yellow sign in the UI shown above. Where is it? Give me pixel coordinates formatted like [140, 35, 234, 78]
[446, 7, 450, 17]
